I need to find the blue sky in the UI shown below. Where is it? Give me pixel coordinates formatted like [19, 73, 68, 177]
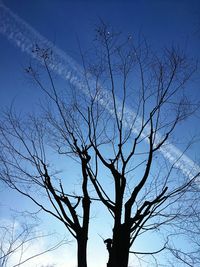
[0, 1, 200, 266]
[1, 0, 200, 106]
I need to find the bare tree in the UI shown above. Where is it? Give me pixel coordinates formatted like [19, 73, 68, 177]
[0, 217, 65, 267]
[75, 24, 200, 267]
[0, 23, 200, 267]
[165, 184, 200, 267]
[0, 107, 90, 267]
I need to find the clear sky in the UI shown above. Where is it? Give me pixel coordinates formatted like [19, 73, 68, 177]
[0, 1, 200, 267]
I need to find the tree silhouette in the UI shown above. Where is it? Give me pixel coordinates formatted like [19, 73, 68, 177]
[0, 23, 200, 267]
[0, 217, 65, 267]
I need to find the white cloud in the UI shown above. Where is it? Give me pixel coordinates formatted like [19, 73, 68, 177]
[0, 218, 75, 267]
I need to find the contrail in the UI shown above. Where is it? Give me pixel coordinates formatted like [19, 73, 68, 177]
[0, 2, 199, 180]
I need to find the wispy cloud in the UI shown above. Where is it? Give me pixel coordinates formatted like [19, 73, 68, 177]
[0, 2, 199, 180]
[0, 218, 73, 267]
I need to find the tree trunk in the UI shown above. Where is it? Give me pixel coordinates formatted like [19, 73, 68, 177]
[107, 224, 130, 267]
[77, 235, 88, 267]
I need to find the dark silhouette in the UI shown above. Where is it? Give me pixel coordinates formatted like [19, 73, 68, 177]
[0, 23, 200, 267]
[104, 238, 112, 254]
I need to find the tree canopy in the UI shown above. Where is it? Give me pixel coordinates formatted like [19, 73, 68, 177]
[0, 24, 200, 267]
